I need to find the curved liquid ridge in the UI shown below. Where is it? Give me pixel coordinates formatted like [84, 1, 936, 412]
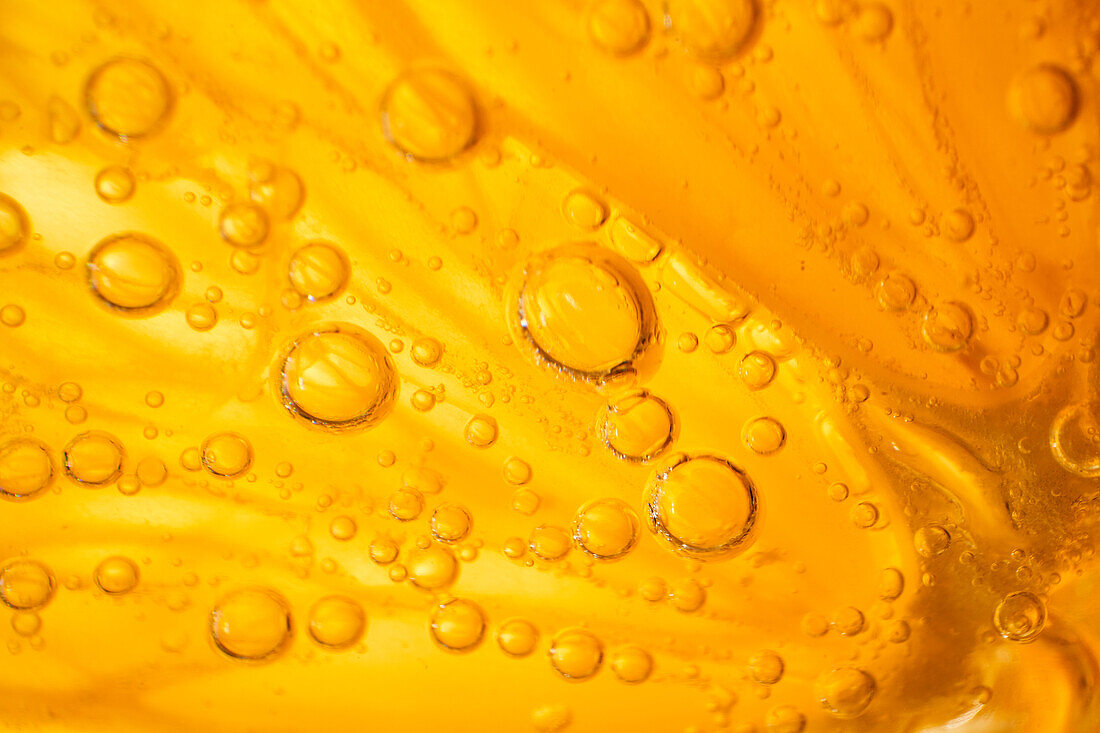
[0, 0, 1098, 732]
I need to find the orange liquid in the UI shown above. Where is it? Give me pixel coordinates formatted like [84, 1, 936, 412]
[0, 0, 1098, 731]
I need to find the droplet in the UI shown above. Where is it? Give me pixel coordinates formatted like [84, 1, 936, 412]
[749, 650, 784, 685]
[1008, 64, 1079, 135]
[921, 303, 972, 352]
[431, 503, 473, 543]
[816, 667, 876, 718]
[406, 544, 458, 590]
[0, 193, 31, 256]
[219, 203, 269, 247]
[742, 416, 786, 455]
[609, 645, 653, 683]
[209, 587, 293, 661]
[914, 525, 951, 558]
[562, 189, 607, 230]
[514, 244, 659, 381]
[572, 498, 639, 560]
[288, 242, 349, 302]
[94, 556, 139, 594]
[530, 525, 571, 561]
[597, 390, 676, 462]
[278, 324, 399, 432]
[740, 351, 776, 390]
[464, 414, 499, 448]
[430, 598, 485, 652]
[0, 438, 54, 500]
[381, 68, 478, 162]
[497, 618, 539, 657]
[63, 431, 124, 486]
[588, 0, 651, 55]
[308, 595, 366, 649]
[86, 233, 181, 314]
[549, 628, 603, 680]
[85, 57, 172, 139]
[1050, 402, 1100, 477]
[410, 337, 444, 367]
[644, 453, 761, 560]
[199, 432, 252, 479]
[0, 560, 55, 610]
[94, 166, 136, 204]
[664, 0, 757, 59]
[994, 591, 1046, 643]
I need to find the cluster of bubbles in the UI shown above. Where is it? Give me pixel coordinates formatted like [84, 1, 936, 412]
[0, 3, 1085, 725]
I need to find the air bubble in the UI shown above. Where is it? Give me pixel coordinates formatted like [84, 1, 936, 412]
[210, 587, 293, 661]
[63, 431, 124, 486]
[994, 591, 1046, 642]
[816, 667, 876, 718]
[588, 0, 651, 55]
[513, 244, 659, 381]
[381, 68, 478, 162]
[572, 498, 639, 560]
[278, 324, 399, 432]
[288, 242, 349, 302]
[549, 628, 603, 680]
[0, 438, 54, 500]
[664, 0, 758, 59]
[597, 390, 676, 462]
[86, 233, 181, 314]
[94, 556, 139, 594]
[308, 596, 366, 649]
[200, 432, 252, 479]
[0, 559, 55, 610]
[498, 618, 539, 657]
[644, 453, 760, 561]
[430, 598, 485, 652]
[85, 57, 172, 139]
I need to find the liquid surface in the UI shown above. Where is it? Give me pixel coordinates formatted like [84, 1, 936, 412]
[1, 0, 1099, 732]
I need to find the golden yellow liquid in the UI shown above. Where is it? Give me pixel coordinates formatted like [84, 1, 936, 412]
[0, 0, 1098, 730]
